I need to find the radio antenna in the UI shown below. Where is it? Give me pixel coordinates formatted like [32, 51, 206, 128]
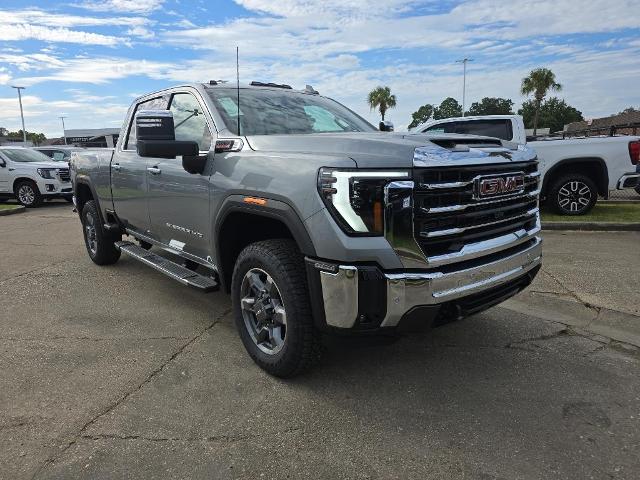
[236, 46, 241, 135]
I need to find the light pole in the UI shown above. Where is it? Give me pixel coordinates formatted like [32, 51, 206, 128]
[455, 58, 473, 117]
[59, 116, 68, 145]
[11, 86, 27, 145]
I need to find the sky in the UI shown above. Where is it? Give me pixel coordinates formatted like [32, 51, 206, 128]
[0, 0, 639, 137]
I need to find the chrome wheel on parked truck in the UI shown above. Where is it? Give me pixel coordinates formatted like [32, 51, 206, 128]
[548, 173, 597, 215]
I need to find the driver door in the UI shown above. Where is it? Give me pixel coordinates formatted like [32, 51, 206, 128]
[147, 91, 213, 260]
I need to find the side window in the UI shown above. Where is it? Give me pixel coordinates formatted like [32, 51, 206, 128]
[52, 151, 66, 161]
[125, 96, 168, 150]
[169, 93, 212, 151]
[425, 125, 446, 134]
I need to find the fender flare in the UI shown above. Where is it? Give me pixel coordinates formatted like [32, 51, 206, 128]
[74, 175, 105, 223]
[542, 157, 608, 196]
[214, 194, 316, 258]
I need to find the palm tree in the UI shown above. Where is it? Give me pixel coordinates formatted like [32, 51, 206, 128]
[520, 68, 562, 136]
[367, 86, 396, 122]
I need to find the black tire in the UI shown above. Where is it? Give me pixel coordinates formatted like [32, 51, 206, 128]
[81, 200, 121, 265]
[548, 173, 598, 215]
[14, 180, 43, 208]
[231, 239, 319, 378]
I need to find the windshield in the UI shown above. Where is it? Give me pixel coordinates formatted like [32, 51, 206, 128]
[1, 149, 52, 163]
[207, 88, 376, 135]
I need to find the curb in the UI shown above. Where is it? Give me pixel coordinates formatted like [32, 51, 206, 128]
[0, 205, 25, 216]
[542, 222, 640, 231]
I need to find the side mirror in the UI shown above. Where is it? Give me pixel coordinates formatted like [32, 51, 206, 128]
[0, 159, 5, 168]
[135, 110, 199, 160]
[379, 120, 394, 132]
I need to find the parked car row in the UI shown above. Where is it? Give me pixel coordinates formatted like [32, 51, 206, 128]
[0, 147, 74, 207]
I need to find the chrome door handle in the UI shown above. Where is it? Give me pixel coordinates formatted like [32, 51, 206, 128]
[112, 163, 121, 171]
[147, 166, 161, 175]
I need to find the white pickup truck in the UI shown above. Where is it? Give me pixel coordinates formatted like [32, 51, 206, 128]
[412, 115, 640, 215]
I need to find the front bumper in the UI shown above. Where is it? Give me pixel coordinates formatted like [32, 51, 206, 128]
[617, 173, 640, 190]
[306, 236, 542, 331]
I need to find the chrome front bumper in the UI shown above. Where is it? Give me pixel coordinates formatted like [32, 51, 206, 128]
[318, 237, 542, 329]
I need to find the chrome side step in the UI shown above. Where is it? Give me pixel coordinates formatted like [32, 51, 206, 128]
[115, 241, 219, 292]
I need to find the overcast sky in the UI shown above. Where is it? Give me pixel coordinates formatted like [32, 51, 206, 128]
[0, 0, 639, 137]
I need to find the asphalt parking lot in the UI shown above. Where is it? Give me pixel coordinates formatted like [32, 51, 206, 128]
[1, 203, 640, 480]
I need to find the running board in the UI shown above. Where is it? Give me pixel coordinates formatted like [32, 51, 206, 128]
[115, 241, 219, 292]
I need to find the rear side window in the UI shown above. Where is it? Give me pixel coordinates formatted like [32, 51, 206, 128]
[426, 120, 513, 141]
[125, 96, 168, 150]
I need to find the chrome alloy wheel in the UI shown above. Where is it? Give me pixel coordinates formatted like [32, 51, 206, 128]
[84, 211, 98, 256]
[18, 184, 35, 205]
[558, 181, 592, 213]
[240, 268, 287, 355]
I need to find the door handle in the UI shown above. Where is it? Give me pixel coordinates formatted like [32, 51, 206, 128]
[147, 166, 162, 175]
[112, 163, 121, 171]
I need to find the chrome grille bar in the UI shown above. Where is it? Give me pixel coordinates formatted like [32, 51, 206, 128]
[422, 189, 541, 214]
[420, 207, 539, 239]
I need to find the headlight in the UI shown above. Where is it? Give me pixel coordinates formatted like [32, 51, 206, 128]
[37, 168, 58, 179]
[318, 168, 410, 236]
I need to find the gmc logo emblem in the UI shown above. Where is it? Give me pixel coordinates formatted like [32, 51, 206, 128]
[474, 173, 525, 199]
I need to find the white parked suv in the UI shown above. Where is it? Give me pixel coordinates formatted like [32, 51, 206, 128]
[0, 147, 73, 207]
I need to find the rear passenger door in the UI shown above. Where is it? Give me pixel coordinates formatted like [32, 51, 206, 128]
[146, 91, 213, 260]
[112, 95, 168, 235]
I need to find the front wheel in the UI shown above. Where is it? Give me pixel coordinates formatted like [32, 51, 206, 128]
[14, 180, 42, 208]
[81, 200, 121, 265]
[231, 239, 319, 378]
[548, 173, 598, 215]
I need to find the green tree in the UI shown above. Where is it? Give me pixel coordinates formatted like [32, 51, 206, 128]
[433, 97, 462, 120]
[367, 86, 396, 121]
[7, 130, 47, 146]
[520, 67, 562, 136]
[616, 106, 639, 115]
[518, 97, 583, 134]
[468, 97, 514, 116]
[408, 104, 434, 129]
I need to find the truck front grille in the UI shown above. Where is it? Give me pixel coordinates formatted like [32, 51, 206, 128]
[413, 162, 540, 260]
[58, 168, 70, 183]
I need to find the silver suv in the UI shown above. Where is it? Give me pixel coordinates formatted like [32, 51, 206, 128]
[71, 82, 542, 377]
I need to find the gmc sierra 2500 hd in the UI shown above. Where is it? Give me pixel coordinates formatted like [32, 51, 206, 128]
[71, 82, 542, 377]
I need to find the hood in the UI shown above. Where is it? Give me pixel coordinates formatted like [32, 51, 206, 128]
[245, 132, 429, 168]
[244, 132, 531, 168]
[16, 161, 68, 169]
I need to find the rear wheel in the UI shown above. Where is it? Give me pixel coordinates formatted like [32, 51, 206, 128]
[81, 200, 121, 265]
[548, 173, 598, 215]
[14, 181, 42, 208]
[231, 239, 319, 377]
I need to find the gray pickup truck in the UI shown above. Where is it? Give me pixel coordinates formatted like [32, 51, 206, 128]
[71, 81, 542, 377]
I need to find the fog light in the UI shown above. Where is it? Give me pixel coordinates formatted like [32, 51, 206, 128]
[46, 184, 56, 192]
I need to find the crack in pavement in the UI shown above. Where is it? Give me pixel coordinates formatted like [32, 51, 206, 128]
[79, 426, 303, 444]
[542, 268, 601, 313]
[0, 335, 193, 342]
[0, 260, 74, 286]
[30, 307, 232, 480]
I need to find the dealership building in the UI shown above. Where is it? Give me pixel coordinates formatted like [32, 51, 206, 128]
[61, 128, 121, 148]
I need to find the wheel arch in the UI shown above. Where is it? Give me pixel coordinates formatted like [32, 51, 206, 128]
[74, 177, 105, 224]
[214, 195, 316, 293]
[542, 157, 608, 198]
[11, 176, 40, 193]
